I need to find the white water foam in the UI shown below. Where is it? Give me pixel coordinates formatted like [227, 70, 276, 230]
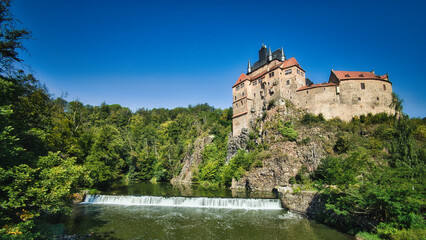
[82, 194, 282, 210]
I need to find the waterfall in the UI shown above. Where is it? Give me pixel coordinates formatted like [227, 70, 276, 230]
[83, 194, 282, 210]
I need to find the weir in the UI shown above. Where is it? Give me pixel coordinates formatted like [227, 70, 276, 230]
[83, 194, 282, 210]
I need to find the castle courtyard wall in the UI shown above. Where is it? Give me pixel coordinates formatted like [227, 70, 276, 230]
[295, 79, 394, 121]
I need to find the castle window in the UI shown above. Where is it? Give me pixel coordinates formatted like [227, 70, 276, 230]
[361, 83, 365, 89]
[236, 86, 240, 91]
[242, 92, 244, 96]
[234, 96, 236, 100]
[301, 72, 304, 77]
[254, 93, 256, 97]
[285, 69, 292, 75]
[297, 69, 300, 74]
[307, 91, 309, 94]
[253, 81, 257, 86]
[383, 84, 386, 91]
[241, 83, 244, 88]
[269, 72, 275, 78]
[377, 97, 380, 101]
[286, 80, 290, 85]
[358, 97, 361, 101]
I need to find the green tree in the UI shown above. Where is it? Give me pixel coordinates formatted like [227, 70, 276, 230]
[0, 0, 31, 75]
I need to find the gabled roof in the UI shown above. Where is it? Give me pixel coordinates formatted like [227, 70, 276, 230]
[247, 57, 303, 80]
[281, 57, 300, 69]
[233, 73, 251, 87]
[332, 70, 388, 81]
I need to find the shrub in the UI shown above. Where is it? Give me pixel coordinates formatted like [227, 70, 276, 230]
[252, 159, 263, 168]
[333, 136, 349, 154]
[301, 113, 325, 125]
[278, 120, 298, 141]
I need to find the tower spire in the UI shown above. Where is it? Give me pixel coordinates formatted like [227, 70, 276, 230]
[247, 59, 252, 73]
[268, 46, 272, 61]
[281, 46, 286, 61]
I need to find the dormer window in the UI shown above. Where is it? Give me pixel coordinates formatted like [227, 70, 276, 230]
[359, 74, 364, 77]
[345, 74, 350, 77]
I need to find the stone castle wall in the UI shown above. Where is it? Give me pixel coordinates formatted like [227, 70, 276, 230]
[295, 79, 394, 121]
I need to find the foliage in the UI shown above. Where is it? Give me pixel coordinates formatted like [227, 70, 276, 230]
[278, 120, 298, 141]
[0, 0, 31, 75]
[301, 113, 325, 125]
[312, 113, 425, 238]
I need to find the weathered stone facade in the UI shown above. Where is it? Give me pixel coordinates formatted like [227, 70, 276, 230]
[232, 44, 395, 136]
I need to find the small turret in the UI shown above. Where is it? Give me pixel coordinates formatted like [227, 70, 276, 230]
[268, 46, 272, 61]
[247, 60, 252, 73]
[281, 46, 285, 61]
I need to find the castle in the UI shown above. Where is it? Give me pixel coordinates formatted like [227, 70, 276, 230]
[232, 43, 395, 136]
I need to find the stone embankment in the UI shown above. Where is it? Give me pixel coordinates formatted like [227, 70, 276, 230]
[276, 187, 325, 217]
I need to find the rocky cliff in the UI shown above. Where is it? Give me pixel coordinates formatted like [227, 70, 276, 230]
[171, 135, 214, 184]
[231, 106, 337, 191]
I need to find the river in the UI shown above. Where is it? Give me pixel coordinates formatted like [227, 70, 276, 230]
[60, 182, 353, 239]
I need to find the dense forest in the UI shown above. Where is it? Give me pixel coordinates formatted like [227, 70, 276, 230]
[0, 0, 425, 239]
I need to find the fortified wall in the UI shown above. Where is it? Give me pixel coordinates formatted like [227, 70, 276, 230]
[232, 43, 394, 136]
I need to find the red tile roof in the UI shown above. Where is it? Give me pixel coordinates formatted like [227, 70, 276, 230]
[333, 70, 388, 81]
[297, 82, 337, 91]
[233, 73, 251, 87]
[247, 57, 303, 81]
[282, 57, 300, 69]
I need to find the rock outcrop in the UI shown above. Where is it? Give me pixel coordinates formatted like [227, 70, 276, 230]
[171, 135, 214, 184]
[277, 188, 326, 217]
[226, 128, 249, 163]
[231, 107, 334, 191]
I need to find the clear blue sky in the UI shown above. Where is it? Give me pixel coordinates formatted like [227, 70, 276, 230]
[11, 0, 426, 117]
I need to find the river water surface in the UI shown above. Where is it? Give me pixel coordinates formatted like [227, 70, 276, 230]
[62, 182, 353, 240]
